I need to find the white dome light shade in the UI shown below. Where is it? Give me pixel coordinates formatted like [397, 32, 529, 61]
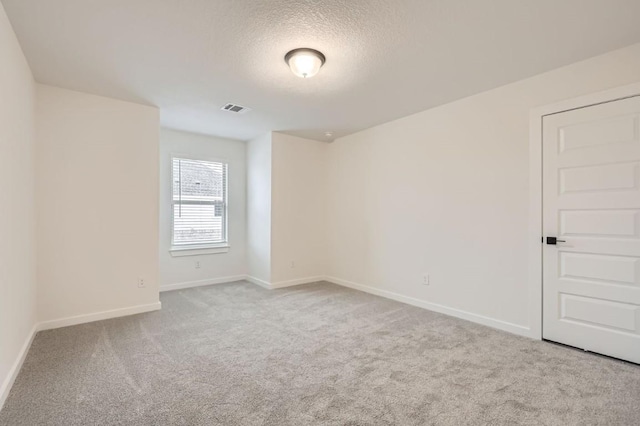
[285, 48, 326, 78]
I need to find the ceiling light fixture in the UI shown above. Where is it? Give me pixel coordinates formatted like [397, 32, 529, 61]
[285, 48, 326, 78]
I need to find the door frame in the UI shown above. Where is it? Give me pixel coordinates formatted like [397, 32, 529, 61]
[528, 81, 640, 340]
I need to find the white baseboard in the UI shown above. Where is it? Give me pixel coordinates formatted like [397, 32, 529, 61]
[160, 275, 247, 292]
[37, 302, 162, 331]
[245, 275, 272, 289]
[271, 276, 325, 289]
[0, 323, 38, 411]
[324, 276, 533, 338]
[246, 275, 324, 290]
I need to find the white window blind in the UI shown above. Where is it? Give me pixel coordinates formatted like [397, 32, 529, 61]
[172, 158, 228, 246]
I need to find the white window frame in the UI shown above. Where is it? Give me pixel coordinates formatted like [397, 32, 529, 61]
[169, 154, 230, 256]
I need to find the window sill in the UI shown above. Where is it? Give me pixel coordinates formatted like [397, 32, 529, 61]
[170, 244, 230, 257]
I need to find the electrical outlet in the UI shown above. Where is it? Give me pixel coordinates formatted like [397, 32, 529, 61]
[138, 277, 146, 288]
[423, 274, 429, 285]
[195, 261, 201, 269]
[290, 260, 295, 269]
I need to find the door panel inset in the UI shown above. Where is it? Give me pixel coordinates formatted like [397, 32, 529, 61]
[559, 252, 640, 286]
[560, 293, 638, 333]
[560, 210, 640, 238]
[559, 163, 638, 194]
[559, 114, 638, 153]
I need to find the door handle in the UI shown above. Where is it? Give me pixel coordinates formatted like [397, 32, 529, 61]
[546, 237, 566, 245]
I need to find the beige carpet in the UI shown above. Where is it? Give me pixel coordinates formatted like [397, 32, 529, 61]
[1, 281, 639, 425]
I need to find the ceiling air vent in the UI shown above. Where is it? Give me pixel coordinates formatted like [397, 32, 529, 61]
[221, 103, 251, 114]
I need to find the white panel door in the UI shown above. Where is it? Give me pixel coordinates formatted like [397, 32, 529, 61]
[543, 95, 640, 364]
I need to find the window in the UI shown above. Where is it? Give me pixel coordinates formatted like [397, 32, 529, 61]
[172, 157, 228, 250]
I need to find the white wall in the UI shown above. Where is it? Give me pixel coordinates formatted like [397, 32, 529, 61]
[326, 42, 640, 337]
[36, 85, 160, 323]
[271, 133, 327, 284]
[0, 2, 37, 407]
[246, 133, 272, 283]
[159, 129, 247, 289]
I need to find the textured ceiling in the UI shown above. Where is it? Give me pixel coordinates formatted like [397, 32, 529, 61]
[3, 0, 640, 141]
